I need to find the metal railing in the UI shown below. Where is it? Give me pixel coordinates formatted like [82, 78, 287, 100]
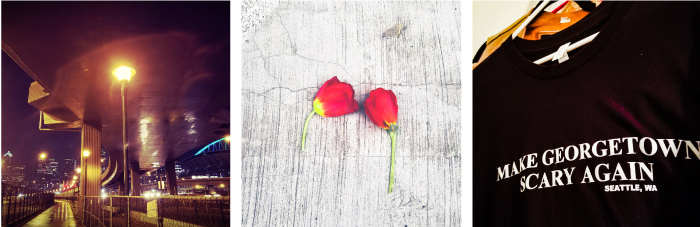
[77, 195, 230, 227]
[159, 196, 230, 226]
[1, 182, 55, 226]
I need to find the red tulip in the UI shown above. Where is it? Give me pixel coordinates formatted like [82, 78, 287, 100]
[313, 77, 359, 117]
[364, 88, 398, 130]
[364, 88, 399, 193]
[301, 77, 359, 151]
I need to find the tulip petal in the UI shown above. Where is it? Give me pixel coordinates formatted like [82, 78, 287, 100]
[365, 101, 389, 129]
[316, 76, 340, 98]
[368, 88, 386, 100]
[315, 83, 355, 103]
[317, 99, 359, 117]
[374, 92, 398, 125]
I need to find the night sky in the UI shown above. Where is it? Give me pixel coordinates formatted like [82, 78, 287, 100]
[1, 51, 80, 170]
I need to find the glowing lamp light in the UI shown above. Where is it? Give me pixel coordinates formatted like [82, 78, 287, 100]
[225, 136, 231, 141]
[40, 153, 46, 159]
[113, 66, 136, 81]
[76, 168, 81, 173]
[83, 150, 90, 157]
[73, 176, 77, 180]
[220, 184, 225, 188]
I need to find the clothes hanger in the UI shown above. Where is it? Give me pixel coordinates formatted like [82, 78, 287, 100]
[543, 0, 570, 14]
[512, 0, 600, 64]
[522, 1, 589, 40]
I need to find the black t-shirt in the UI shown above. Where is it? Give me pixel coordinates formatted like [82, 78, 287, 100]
[474, 2, 700, 226]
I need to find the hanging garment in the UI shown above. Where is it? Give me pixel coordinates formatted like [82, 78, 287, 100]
[473, 1, 589, 68]
[474, 2, 700, 226]
[520, 10, 589, 40]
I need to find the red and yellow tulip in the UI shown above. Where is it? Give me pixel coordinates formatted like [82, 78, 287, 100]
[365, 88, 399, 193]
[301, 77, 359, 151]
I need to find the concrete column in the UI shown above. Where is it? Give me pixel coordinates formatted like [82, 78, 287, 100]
[81, 121, 101, 197]
[165, 160, 178, 195]
[78, 121, 101, 222]
[130, 162, 141, 196]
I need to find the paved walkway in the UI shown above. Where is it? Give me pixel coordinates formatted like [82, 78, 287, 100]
[22, 200, 77, 227]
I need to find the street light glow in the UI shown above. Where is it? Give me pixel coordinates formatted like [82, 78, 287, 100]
[113, 66, 135, 81]
[76, 168, 81, 173]
[83, 150, 90, 157]
[73, 176, 77, 180]
[40, 153, 46, 159]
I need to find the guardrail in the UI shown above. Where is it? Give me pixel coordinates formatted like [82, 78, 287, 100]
[75, 195, 229, 227]
[1, 183, 55, 226]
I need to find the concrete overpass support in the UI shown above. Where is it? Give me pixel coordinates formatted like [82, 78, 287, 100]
[78, 121, 101, 223]
[130, 162, 141, 196]
[81, 121, 102, 197]
[165, 160, 178, 195]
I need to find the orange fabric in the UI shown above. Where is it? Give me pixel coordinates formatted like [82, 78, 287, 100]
[521, 10, 589, 40]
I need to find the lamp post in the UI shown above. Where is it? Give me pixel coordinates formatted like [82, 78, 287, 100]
[113, 66, 135, 195]
[82, 150, 89, 196]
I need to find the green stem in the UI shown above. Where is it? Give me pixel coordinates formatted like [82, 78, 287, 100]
[301, 111, 316, 152]
[388, 130, 397, 193]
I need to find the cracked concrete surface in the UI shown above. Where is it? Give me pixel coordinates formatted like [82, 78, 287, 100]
[242, 1, 461, 226]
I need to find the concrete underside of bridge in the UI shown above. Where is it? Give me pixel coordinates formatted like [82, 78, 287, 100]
[2, 2, 230, 194]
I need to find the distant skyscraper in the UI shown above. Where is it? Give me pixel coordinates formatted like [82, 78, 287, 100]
[36, 159, 47, 176]
[48, 159, 59, 178]
[12, 163, 26, 182]
[63, 158, 76, 181]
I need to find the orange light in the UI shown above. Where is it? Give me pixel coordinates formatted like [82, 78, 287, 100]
[83, 150, 90, 157]
[76, 168, 81, 173]
[40, 153, 46, 159]
[113, 66, 135, 81]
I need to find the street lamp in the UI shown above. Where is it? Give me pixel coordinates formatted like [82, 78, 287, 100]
[76, 168, 81, 173]
[80, 150, 89, 197]
[39, 153, 46, 159]
[114, 66, 135, 195]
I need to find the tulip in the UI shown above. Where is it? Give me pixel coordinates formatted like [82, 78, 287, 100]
[301, 76, 359, 151]
[364, 88, 399, 193]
